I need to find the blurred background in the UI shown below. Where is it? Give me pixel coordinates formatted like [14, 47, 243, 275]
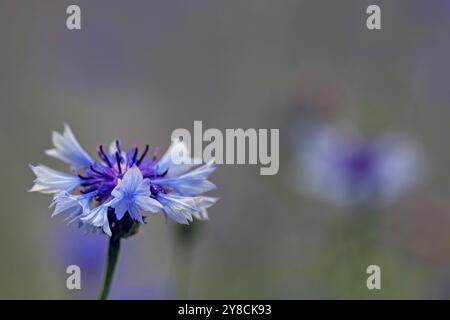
[0, 0, 449, 299]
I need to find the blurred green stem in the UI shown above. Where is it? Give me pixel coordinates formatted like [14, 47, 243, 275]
[98, 236, 121, 300]
[172, 224, 198, 299]
[334, 207, 380, 296]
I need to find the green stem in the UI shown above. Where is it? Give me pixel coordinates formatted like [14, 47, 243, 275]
[98, 236, 121, 300]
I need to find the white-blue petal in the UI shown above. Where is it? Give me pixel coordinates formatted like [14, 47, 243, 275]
[45, 124, 93, 169]
[80, 202, 112, 236]
[29, 164, 82, 193]
[157, 193, 200, 224]
[128, 205, 144, 223]
[113, 201, 128, 220]
[153, 161, 217, 196]
[111, 166, 156, 223]
[111, 166, 149, 199]
[50, 191, 94, 223]
[135, 195, 162, 213]
[156, 140, 200, 178]
[192, 196, 218, 220]
[50, 191, 83, 218]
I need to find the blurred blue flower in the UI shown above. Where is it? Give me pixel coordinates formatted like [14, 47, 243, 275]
[295, 126, 424, 207]
[53, 230, 106, 281]
[51, 230, 173, 299]
[30, 124, 218, 237]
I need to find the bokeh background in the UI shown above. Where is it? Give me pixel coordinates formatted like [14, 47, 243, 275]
[0, 0, 449, 299]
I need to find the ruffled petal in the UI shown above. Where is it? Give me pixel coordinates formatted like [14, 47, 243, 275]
[112, 200, 128, 221]
[135, 195, 162, 213]
[128, 204, 144, 223]
[111, 166, 149, 199]
[156, 140, 200, 178]
[45, 124, 93, 169]
[80, 202, 112, 236]
[110, 166, 153, 223]
[153, 161, 217, 196]
[157, 193, 200, 224]
[192, 196, 218, 220]
[50, 191, 82, 218]
[29, 164, 82, 193]
[50, 191, 94, 225]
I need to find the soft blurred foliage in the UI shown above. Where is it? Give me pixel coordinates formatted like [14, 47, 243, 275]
[0, 0, 449, 299]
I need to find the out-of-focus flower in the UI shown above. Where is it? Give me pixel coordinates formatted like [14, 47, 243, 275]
[295, 126, 424, 207]
[51, 230, 106, 297]
[51, 229, 174, 299]
[30, 124, 218, 238]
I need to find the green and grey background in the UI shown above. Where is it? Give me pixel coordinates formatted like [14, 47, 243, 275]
[0, 0, 449, 299]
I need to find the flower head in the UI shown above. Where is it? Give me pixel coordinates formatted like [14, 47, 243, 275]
[30, 124, 218, 237]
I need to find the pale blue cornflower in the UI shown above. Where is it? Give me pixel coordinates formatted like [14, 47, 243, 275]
[30, 124, 218, 237]
[30, 124, 218, 299]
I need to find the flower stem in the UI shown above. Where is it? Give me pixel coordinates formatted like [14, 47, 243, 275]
[98, 236, 121, 300]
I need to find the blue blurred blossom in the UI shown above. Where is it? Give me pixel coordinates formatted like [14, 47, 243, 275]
[52, 230, 106, 297]
[295, 126, 424, 207]
[51, 230, 172, 299]
[30, 124, 218, 237]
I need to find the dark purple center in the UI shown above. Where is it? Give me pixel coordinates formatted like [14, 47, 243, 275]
[77, 140, 168, 201]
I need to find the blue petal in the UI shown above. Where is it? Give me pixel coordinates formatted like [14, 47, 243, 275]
[50, 191, 93, 221]
[45, 124, 93, 169]
[29, 164, 82, 193]
[111, 166, 149, 200]
[191, 196, 218, 220]
[80, 202, 112, 236]
[113, 201, 128, 220]
[157, 193, 200, 224]
[156, 140, 200, 178]
[111, 166, 160, 222]
[153, 161, 217, 196]
[128, 204, 144, 223]
[135, 195, 162, 213]
[50, 191, 82, 219]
